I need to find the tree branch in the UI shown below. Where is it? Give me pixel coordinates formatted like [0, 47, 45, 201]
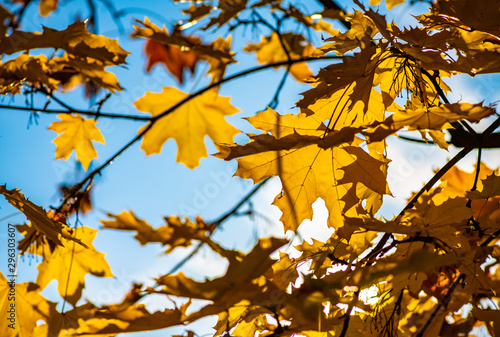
[0, 104, 150, 121]
[58, 55, 342, 207]
[364, 115, 500, 264]
[416, 273, 466, 337]
[163, 177, 272, 277]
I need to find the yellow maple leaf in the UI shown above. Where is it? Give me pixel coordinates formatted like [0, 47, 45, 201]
[36, 227, 113, 306]
[48, 113, 105, 170]
[244, 32, 314, 82]
[219, 141, 389, 232]
[134, 87, 239, 168]
[0, 272, 57, 337]
[206, 36, 236, 85]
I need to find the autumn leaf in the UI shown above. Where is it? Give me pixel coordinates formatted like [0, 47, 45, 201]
[0, 54, 59, 94]
[370, 0, 404, 10]
[0, 22, 129, 65]
[132, 18, 234, 60]
[49, 53, 124, 92]
[313, 10, 378, 56]
[101, 211, 240, 259]
[365, 103, 494, 142]
[467, 173, 500, 200]
[134, 87, 239, 168]
[244, 32, 314, 82]
[218, 137, 389, 232]
[48, 113, 105, 170]
[0, 272, 58, 337]
[153, 237, 287, 321]
[206, 36, 236, 85]
[39, 0, 58, 16]
[0, 185, 86, 249]
[36, 227, 113, 306]
[203, 0, 247, 30]
[144, 39, 198, 84]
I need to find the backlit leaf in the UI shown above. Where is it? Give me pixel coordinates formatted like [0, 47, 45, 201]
[36, 227, 113, 306]
[134, 87, 239, 168]
[48, 113, 105, 170]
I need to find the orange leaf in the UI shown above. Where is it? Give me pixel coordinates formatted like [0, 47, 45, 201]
[144, 39, 198, 84]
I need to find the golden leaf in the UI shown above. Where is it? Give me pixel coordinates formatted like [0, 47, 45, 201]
[49, 53, 124, 92]
[48, 113, 105, 170]
[0, 54, 59, 95]
[467, 173, 500, 200]
[39, 0, 58, 16]
[134, 87, 239, 168]
[0, 272, 57, 337]
[101, 211, 239, 258]
[218, 139, 389, 232]
[244, 32, 314, 82]
[36, 227, 113, 306]
[370, 0, 405, 10]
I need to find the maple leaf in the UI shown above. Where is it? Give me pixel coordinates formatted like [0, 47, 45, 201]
[132, 18, 235, 61]
[0, 22, 129, 65]
[134, 87, 239, 168]
[298, 44, 379, 112]
[151, 237, 288, 325]
[0, 185, 87, 249]
[0, 272, 58, 337]
[218, 138, 389, 232]
[144, 39, 198, 84]
[313, 10, 378, 56]
[244, 32, 314, 82]
[203, 0, 247, 30]
[370, 0, 404, 10]
[48, 113, 105, 170]
[467, 173, 500, 200]
[36, 227, 113, 306]
[437, 0, 500, 38]
[0, 54, 59, 94]
[365, 103, 494, 142]
[206, 36, 236, 85]
[101, 211, 240, 259]
[49, 53, 124, 92]
[39, 0, 58, 16]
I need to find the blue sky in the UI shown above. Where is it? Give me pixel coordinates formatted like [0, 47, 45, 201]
[1, 1, 500, 336]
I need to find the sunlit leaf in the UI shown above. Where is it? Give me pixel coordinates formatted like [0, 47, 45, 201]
[48, 113, 105, 170]
[134, 87, 239, 168]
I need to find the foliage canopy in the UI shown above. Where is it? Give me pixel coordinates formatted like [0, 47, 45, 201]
[1, 0, 500, 336]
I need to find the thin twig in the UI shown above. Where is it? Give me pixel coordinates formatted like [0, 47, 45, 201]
[416, 274, 466, 337]
[0, 104, 150, 121]
[363, 115, 500, 263]
[163, 177, 272, 277]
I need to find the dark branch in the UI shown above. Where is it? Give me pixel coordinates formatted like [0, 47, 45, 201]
[416, 274, 466, 337]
